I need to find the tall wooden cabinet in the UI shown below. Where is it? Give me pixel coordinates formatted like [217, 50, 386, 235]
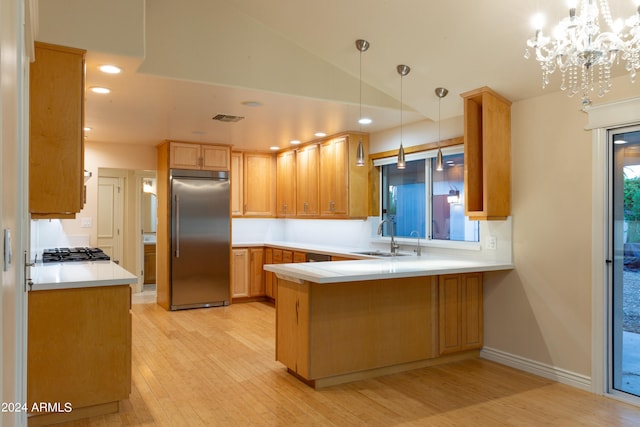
[29, 42, 86, 219]
[156, 140, 232, 310]
[461, 87, 511, 220]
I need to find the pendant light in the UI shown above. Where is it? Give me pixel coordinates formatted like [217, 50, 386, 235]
[355, 39, 369, 167]
[397, 64, 410, 170]
[434, 87, 448, 172]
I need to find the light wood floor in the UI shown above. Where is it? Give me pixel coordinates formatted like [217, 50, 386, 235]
[57, 301, 640, 426]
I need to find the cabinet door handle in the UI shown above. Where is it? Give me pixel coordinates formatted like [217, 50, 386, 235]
[295, 299, 299, 324]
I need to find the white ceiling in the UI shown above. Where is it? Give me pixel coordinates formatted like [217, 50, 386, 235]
[36, 0, 638, 152]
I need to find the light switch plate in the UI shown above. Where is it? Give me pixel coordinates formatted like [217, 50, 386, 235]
[81, 217, 92, 228]
[487, 236, 497, 250]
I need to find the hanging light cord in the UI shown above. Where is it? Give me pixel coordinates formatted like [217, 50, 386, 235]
[437, 94, 441, 149]
[359, 49, 363, 133]
[400, 73, 403, 144]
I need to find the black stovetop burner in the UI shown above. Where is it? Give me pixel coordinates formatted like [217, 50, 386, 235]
[42, 247, 110, 263]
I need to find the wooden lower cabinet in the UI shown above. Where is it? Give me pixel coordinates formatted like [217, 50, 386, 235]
[265, 248, 302, 300]
[232, 247, 265, 300]
[275, 272, 483, 388]
[143, 243, 156, 284]
[249, 248, 265, 296]
[275, 276, 439, 387]
[438, 273, 483, 355]
[265, 248, 274, 298]
[232, 249, 250, 298]
[276, 280, 310, 378]
[27, 285, 132, 426]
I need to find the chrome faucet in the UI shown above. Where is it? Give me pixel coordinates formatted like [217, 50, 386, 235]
[410, 230, 422, 256]
[378, 219, 400, 255]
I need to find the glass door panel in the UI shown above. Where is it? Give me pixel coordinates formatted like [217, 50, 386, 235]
[610, 127, 640, 399]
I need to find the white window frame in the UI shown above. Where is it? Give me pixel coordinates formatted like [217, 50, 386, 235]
[374, 145, 480, 250]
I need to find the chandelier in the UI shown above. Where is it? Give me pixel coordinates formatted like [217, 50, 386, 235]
[524, 0, 640, 106]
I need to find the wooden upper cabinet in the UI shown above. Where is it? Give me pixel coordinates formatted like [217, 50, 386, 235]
[319, 137, 348, 216]
[202, 145, 230, 170]
[169, 141, 230, 171]
[29, 42, 86, 219]
[276, 150, 296, 217]
[296, 144, 320, 217]
[461, 87, 511, 220]
[243, 152, 276, 217]
[231, 152, 243, 216]
[318, 134, 368, 218]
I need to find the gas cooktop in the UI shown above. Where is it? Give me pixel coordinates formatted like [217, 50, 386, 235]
[42, 247, 111, 263]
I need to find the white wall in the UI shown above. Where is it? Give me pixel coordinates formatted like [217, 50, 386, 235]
[32, 141, 157, 248]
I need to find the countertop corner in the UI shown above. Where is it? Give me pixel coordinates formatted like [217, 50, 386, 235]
[30, 261, 138, 291]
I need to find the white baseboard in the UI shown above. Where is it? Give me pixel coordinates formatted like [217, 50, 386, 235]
[480, 347, 592, 392]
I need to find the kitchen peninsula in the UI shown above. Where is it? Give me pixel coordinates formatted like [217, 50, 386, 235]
[265, 255, 512, 388]
[27, 260, 136, 427]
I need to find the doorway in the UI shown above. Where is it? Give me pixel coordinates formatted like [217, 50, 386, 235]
[139, 172, 157, 303]
[609, 126, 640, 402]
[97, 168, 157, 294]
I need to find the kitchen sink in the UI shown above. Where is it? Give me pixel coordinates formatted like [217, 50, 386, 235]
[351, 251, 410, 258]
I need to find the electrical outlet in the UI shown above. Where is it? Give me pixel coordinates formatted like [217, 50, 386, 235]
[487, 236, 497, 250]
[81, 217, 92, 228]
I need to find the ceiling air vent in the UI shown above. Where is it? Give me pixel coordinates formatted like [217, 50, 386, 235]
[212, 114, 244, 123]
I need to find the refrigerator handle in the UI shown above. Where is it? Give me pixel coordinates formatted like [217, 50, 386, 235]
[175, 194, 180, 258]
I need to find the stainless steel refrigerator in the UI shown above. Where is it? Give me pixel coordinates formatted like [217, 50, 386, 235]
[170, 169, 230, 310]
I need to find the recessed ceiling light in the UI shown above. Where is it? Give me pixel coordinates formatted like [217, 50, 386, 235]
[84, 127, 92, 132]
[269, 146, 280, 151]
[314, 132, 327, 137]
[358, 118, 372, 125]
[99, 65, 121, 74]
[90, 86, 111, 94]
[242, 101, 263, 107]
[290, 140, 301, 145]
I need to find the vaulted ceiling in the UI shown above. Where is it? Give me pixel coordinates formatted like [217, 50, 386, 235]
[36, 0, 621, 151]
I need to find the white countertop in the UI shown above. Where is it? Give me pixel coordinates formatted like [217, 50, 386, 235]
[264, 253, 513, 284]
[30, 261, 138, 291]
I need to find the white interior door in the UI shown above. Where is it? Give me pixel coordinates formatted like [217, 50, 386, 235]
[97, 176, 124, 264]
